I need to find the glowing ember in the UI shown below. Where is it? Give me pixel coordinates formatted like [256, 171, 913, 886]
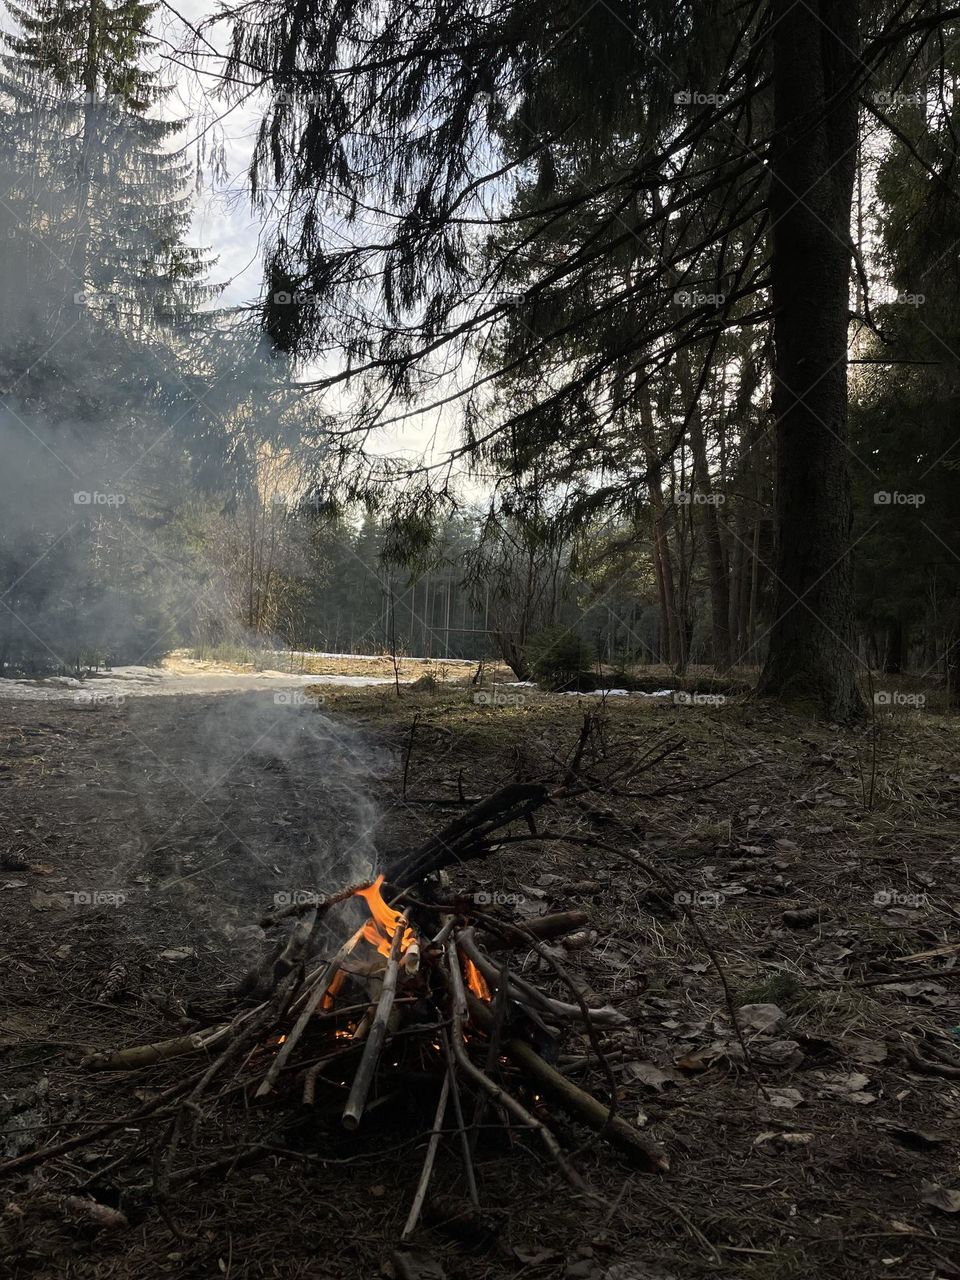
[463, 955, 491, 1000]
[355, 874, 416, 958]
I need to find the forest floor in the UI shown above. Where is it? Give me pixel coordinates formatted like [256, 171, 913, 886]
[1, 677, 959, 1280]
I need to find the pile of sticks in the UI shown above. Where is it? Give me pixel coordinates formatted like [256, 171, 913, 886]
[2, 780, 669, 1233]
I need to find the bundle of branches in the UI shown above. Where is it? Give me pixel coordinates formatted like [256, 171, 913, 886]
[2, 778, 669, 1237]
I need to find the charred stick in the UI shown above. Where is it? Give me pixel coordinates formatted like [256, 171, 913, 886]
[442, 1028, 480, 1210]
[289, 925, 365, 1015]
[473, 914, 619, 1124]
[443, 941, 593, 1197]
[466, 994, 669, 1174]
[341, 910, 409, 1130]
[400, 1070, 451, 1241]
[470, 959, 512, 1148]
[256, 950, 353, 1098]
[383, 782, 550, 889]
[457, 929, 627, 1028]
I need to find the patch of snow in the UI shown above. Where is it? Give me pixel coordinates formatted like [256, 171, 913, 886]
[270, 649, 474, 664]
[0, 666, 409, 702]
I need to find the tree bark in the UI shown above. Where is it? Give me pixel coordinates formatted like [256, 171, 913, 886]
[756, 0, 864, 722]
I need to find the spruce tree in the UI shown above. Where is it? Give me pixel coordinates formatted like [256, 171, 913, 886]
[0, 0, 213, 330]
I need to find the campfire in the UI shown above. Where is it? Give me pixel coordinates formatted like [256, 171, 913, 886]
[9, 777, 670, 1247]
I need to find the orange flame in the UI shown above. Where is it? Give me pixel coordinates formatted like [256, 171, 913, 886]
[464, 955, 491, 1001]
[355, 874, 416, 958]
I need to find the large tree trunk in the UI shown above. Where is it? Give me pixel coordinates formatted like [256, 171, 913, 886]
[756, 0, 864, 722]
[686, 393, 731, 672]
[638, 389, 683, 671]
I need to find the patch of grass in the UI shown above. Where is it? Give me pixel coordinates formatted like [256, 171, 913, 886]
[739, 971, 818, 1013]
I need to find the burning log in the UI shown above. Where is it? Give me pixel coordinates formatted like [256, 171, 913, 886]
[342, 908, 410, 1130]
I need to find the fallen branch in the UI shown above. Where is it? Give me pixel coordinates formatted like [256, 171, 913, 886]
[443, 941, 594, 1198]
[457, 928, 627, 1028]
[401, 1071, 450, 1241]
[467, 994, 668, 1174]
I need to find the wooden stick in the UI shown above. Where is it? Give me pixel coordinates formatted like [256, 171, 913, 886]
[443, 941, 593, 1196]
[81, 1025, 231, 1071]
[442, 1028, 480, 1209]
[469, 959, 512, 1147]
[488, 910, 590, 944]
[0, 1070, 205, 1178]
[341, 910, 409, 1130]
[258, 880, 370, 928]
[255, 953, 352, 1098]
[473, 914, 620, 1126]
[400, 1071, 450, 1241]
[457, 929, 627, 1027]
[466, 993, 669, 1173]
[289, 925, 365, 1015]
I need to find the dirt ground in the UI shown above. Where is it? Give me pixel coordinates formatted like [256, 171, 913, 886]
[1, 681, 959, 1280]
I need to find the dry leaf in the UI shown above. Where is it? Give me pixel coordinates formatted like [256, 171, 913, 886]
[738, 1003, 786, 1033]
[921, 1182, 960, 1214]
